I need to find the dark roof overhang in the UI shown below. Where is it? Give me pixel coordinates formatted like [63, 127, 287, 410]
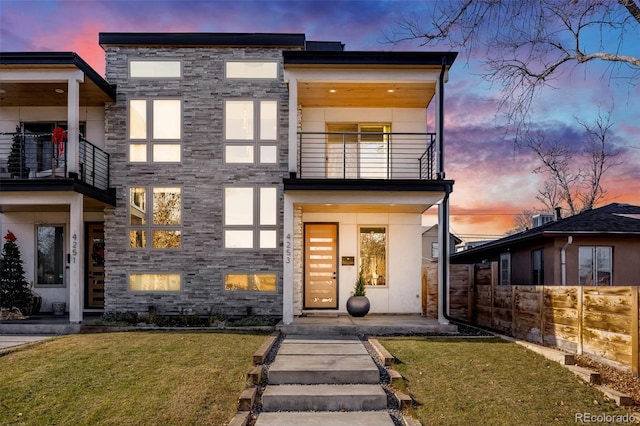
[283, 51, 458, 67]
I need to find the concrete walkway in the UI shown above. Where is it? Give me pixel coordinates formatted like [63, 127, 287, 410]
[255, 335, 395, 426]
[0, 335, 54, 351]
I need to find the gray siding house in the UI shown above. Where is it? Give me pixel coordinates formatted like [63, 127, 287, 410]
[1, 33, 457, 324]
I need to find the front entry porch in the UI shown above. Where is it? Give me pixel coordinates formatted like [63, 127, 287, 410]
[277, 314, 457, 336]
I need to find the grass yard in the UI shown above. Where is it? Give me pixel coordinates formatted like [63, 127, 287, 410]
[380, 337, 635, 426]
[0, 332, 267, 426]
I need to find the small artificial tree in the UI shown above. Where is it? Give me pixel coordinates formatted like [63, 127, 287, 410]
[0, 231, 33, 313]
[353, 268, 367, 297]
[7, 125, 29, 178]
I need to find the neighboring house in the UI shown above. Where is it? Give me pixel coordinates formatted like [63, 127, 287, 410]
[1, 33, 457, 324]
[450, 203, 640, 286]
[0, 52, 116, 322]
[422, 224, 462, 263]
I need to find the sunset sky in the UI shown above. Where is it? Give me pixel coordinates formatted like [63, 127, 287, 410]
[1, 0, 639, 242]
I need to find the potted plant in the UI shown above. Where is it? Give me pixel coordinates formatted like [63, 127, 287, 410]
[346, 269, 370, 317]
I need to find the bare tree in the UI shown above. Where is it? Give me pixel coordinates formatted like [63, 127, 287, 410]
[526, 110, 621, 216]
[389, 0, 640, 136]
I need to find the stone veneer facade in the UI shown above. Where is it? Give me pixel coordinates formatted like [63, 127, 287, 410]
[103, 45, 294, 317]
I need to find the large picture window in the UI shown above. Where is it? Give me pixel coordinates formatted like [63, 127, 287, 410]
[129, 186, 182, 249]
[326, 124, 390, 179]
[359, 226, 386, 286]
[224, 99, 278, 164]
[224, 186, 277, 249]
[128, 99, 181, 162]
[36, 225, 64, 286]
[579, 246, 612, 285]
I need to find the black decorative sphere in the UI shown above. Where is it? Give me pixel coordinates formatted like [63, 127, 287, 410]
[346, 295, 370, 317]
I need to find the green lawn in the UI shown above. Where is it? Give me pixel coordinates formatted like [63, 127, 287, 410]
[380, 337, 634, 426]
[0, 332, 266, 426]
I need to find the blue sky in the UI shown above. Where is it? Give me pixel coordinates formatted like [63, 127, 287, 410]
[1, 0, 638, 239]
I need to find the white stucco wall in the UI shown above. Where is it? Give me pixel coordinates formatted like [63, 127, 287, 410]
[301, 211, 423, 314]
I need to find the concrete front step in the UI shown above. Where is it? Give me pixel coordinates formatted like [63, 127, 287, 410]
[262, 384, 387, 411]
[254, 411, 395, 426]
[268, 354, 380, 384]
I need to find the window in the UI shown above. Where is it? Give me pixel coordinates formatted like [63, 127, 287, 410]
[431, 242, 439, 259]
[129, 273, 181, 291]
[579, 246, 612, 285]
[224, 273, 277, 291]
[36, 225, 64, 286]
[130, 61, 181, 78]
[359, 227, 387, 286]
[224, 100, 278, 164]
[224, 186, 277, 249]
[129, 99, 181, 162]
[500, 253, 511, 285]
[225, 61, 278, 79]
[129, 186, 182, 249]
[532, 249, 544, 285]
[326, 124, 390, 178]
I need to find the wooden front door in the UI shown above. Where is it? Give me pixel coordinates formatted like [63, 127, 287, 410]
[304, 223, 338, 309]
[86, 223, 105, 309]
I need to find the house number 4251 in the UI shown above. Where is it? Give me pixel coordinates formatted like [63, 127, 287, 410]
[71, 233, 78, 263]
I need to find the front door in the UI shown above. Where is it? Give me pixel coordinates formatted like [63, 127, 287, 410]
[86, 223, 105, 309]
[304, 223, 338, 309]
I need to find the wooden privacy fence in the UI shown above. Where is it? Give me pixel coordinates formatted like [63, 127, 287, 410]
[422, 263, 640, 375]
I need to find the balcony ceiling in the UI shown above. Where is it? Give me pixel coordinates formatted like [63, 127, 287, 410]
[297, 81, 436, 108]
[0, 64, 114, 107]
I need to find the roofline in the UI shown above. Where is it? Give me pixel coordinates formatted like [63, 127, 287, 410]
[0, 52, 116, 101]
[99, 32, 306, 48]
[283, 51, 458, 67]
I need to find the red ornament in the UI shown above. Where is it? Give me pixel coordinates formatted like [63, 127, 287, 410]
[52, 127, 66, 157]
[4, 231, 17, 242]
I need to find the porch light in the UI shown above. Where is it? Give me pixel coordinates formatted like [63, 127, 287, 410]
[387, 89, 395, 93]
[329, 89, 337, 93]
[54, 88, 65, 94]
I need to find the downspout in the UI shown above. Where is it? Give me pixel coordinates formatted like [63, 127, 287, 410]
[561, 236, 573, 286]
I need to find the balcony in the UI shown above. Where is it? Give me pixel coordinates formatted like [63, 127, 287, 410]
[0, 132, 111, 191]
[296, 132, 436, 180]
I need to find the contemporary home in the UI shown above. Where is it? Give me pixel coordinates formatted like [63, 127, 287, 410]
[0, 52, 116, 322]
[450, 203, 640, 286]
[1, 33, 457, 324]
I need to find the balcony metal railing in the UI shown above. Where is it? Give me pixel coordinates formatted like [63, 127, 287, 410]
[297, 132, 437, 180]
[0, 132, 111, 190]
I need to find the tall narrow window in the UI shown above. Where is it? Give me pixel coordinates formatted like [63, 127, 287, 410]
[579, 246, 612, 285]
[532, 249, 544, 285]
[359, 227, 387, 286]
[224, 186, 277, 249]
[128, 99, 181, 162]
[500, 253, 511, 285]
[36, 226, 64, 286]
[224, 100, 278, 164]
[129, 186, 182, 249]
